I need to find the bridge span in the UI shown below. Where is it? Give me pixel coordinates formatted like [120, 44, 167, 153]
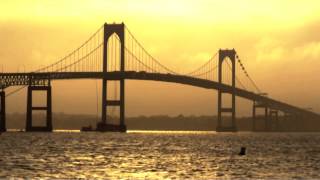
[0, 71, 318, 117]
[0, 23, 318, 132]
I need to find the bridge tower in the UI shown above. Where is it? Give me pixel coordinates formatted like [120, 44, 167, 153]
[217, 49, 237, 132]
[97, 23, 126, 132]
[26, 79, 52, 132]
[0, 90, 6, 132]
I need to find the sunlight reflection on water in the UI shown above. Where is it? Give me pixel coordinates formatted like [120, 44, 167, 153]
[0, 131, 320, 179]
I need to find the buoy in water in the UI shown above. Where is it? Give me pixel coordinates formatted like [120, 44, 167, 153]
[239, 147, 246, 155]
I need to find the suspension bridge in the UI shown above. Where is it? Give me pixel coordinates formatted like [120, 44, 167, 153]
[0, 23, 318, 132]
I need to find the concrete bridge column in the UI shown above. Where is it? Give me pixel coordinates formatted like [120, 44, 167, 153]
[264, 107, 269, 131]
[0, 91, 6, 132]
[283, 112, 293, 131]
[26, 85, 52, 132]
[252, 101, 269, 131]
[252, 101, 256, 131]
[269, 109, 279, 131]
[98, 23, 126, 132]
[99, 79, 126, 132]
[283, 113, 302, 131]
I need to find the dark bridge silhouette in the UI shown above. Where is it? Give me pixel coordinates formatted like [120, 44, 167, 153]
[0, 23, 318, 132]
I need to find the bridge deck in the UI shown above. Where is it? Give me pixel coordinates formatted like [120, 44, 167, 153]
[0, 71, 318, 117]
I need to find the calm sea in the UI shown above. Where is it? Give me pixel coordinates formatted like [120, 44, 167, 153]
[0, 131, 320, 179]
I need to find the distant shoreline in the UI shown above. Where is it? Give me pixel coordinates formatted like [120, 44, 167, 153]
[4, 113, 320, 132]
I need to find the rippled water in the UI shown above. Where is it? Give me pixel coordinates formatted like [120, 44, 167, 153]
[0, 131, 320, 179]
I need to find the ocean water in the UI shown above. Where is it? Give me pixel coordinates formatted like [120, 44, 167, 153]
[0, 131, 320, 179]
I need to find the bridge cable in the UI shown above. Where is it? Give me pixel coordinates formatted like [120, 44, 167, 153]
[235, 54, 261, 93]
[4, 25, 104, 97]
[124, 26, 178, 74]
[226, 60, 247, 90]
[185, 51, 218, 76]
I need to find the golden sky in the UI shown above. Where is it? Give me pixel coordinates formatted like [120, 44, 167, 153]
[1, 0, 320, 116]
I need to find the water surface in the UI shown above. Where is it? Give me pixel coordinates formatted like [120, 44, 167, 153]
[0, 131, 320, 179]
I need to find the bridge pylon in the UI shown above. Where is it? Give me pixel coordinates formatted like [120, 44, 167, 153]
[0, 90, 6, 132]
[97, 23, 126, 132]
[217, 49, 237, 132]
[26, 80, 52, 132]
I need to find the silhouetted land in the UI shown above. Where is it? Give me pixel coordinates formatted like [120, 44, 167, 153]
[5, 113, 320, 132]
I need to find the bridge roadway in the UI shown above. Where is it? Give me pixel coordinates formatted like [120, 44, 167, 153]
[0, 71, 318, 117]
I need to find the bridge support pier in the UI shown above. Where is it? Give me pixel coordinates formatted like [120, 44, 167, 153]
[0, 91, 6, 132]
[283, 112, 290, 121]
[269, 109, 279, 131]
[283, 112, 303, 131]
[97, 23, 126, 132]
[252, 101, 269, 131]
[26, 85, 52, 132]
[98, 79, 126, 132]
[216, 49, 237, 132]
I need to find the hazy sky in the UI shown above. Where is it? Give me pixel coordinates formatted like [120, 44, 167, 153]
[1, 0, 320, 117]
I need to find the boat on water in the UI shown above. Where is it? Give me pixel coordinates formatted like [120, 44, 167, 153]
[81, 122, 127, 132]
[96, 122, 127, 132]
[81, 125, 93, 132]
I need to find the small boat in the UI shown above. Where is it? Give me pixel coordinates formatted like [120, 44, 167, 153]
[96, 122, 127, 132]
[81, 125, 93, 132]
